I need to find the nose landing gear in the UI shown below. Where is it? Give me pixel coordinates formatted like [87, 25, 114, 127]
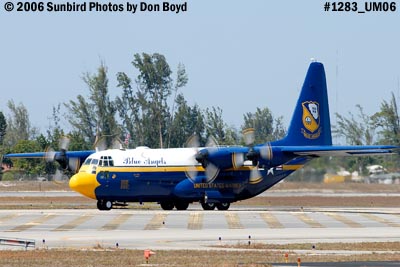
[97, 199, 113, 210]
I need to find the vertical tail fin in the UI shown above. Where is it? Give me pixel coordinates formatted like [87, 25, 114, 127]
[278, 62, 332, 146]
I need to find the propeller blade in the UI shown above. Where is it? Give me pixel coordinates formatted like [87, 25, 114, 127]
[53, 169, 64, 182]
[205, 163, 219, 183]
[68, 158, 80, 173]
[94, 137, 107, 151]
[243, 128, 255, 146]
[45, 147, 56, 162]
[111, 138, 123, 149]
[205, 135, 218, 159]
[205, 135, 218, 148]
[185, 134, 200, 181]
[59, 136, 70, 150]
[186, 134, 200, 149]
[259, 143, 273, 160]
[249, 167, 262, 183]
[186, 165, 199, 181]
[232, 152, 244, 169]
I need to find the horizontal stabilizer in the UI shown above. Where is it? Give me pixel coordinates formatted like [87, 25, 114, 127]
[281, 145, 400, 157]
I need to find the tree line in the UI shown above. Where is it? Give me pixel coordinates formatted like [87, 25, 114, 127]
[0, 53, 399, 179]
[0, 53, 286, 178]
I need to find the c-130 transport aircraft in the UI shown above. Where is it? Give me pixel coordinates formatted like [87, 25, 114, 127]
[6, 62, 399, 211]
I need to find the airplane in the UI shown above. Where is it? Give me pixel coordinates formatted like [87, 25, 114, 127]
[5, 61, 399, 211]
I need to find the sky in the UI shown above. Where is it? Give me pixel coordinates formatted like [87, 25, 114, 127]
[1, 0, 400, 137]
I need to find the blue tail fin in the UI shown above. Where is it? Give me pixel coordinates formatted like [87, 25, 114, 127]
[278, 62, 332, 146]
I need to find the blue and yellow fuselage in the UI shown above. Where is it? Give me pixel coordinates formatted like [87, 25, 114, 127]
[69, 146, 306, 209]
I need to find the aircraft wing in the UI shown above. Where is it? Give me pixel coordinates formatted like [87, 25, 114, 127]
[5, 151, 95, 159]
[4, 150, 95, 172]
[281, 145, 400, 157]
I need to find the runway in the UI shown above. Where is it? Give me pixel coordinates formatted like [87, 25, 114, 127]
[0, 206, 399, 251]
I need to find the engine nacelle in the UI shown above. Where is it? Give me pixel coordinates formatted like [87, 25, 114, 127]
[199, 145, 294, 171]
[256, 145, 292, 169]
[202, 147, 248, 170]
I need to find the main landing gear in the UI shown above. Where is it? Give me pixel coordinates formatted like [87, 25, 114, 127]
[159, 201, 231, 211]
[160, 201, 189, 210]
[201, 202, 230, 210]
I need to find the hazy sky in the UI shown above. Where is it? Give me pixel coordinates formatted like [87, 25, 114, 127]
[1, 0, 399, 136]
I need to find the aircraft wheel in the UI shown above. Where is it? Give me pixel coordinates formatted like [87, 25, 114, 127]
[174, 201, 189, 210]
[216, 202, 230, 210]
[201, 202, 216, 210]
[97, 200, 112, 211]
[160, 201, 174, 210]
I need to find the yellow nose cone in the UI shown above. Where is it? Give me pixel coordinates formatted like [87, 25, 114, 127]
[69, 172, 100, 200]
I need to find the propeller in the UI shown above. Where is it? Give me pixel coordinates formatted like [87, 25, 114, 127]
[44, 136, 80, 181]
[185, 135, 200, 180]
[185, 135, 220, 183]
[242, 128, 274, 183]
[185, 129, 273, 184]
[242, 128, 258, 167]
[242, 128, 273, 165]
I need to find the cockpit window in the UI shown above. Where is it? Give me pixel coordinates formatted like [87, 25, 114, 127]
[99, 156, 114, 167]
[83, 158, 92, 165]
[91, 159, 99, 165]
[108, 156, 114, 166]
